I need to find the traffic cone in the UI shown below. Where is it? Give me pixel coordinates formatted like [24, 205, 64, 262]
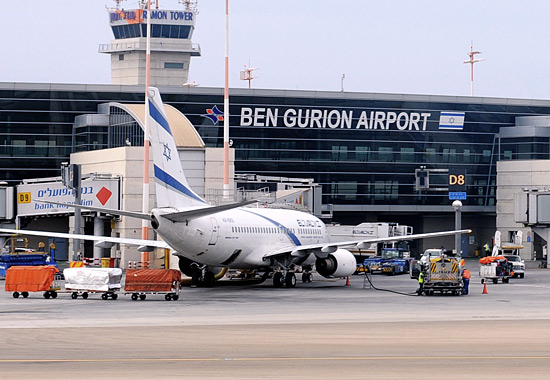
[345, 276, 351, 286]
[482, 282, 488, 294]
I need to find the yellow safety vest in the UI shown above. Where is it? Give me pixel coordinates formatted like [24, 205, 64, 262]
[418, 272, 424, 284]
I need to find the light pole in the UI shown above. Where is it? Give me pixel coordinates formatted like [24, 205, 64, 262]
[452, 200, 463, 255]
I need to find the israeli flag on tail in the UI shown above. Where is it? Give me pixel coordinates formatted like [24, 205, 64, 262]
[439, 111, 465, 130]
[147, 87, 208, 209]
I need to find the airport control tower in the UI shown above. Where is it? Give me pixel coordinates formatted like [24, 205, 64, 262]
[99, 1, 200, 86]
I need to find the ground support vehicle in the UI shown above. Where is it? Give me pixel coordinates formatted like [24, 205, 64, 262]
[410, 249, 450, 279]
[0, 237, 58, 277]
[362, 256, 385, 274]
[328, 222, 413, 266]
[479, 256, 513, 284]
[63, 267, 122, 300]
[363, 248, 410, 275]
[504, 255, 525, 278]
[421, 254, 464, 296]
[380, 249, 410, 275]
[381, 259, 409, 275]
[124, 269, 181, 301]
[5, 265, 60, 299]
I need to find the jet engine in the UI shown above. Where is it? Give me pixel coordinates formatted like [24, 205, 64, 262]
[315, 248, 356, 278]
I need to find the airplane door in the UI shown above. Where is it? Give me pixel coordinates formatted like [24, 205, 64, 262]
[209, 217, 219, 245]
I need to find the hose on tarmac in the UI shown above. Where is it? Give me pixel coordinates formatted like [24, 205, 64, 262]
[363, 271, 421, 297]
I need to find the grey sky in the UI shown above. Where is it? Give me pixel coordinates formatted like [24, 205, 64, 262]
[2, 0, 549, 99]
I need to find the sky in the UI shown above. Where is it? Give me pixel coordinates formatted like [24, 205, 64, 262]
[2, 0, 550, 99]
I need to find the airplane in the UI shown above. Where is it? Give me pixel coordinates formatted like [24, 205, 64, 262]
[0, 87, 471, 288]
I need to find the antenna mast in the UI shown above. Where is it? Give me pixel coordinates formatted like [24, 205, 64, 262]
[180, 0, 199, 12]
[113, 0, 126, 10]
[240, 64, 257, 89]
[141, 0, 158, 9]
[463, 42, 484, 96]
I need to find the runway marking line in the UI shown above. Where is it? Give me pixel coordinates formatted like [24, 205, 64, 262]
[1, 356, 550, 364]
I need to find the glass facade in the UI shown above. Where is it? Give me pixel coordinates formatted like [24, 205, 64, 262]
[0, 85, 142, 182]
[2, 83, 550, 216]
[111, 24, 191, 39]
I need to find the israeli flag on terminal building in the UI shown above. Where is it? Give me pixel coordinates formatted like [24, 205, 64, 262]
[439, 111, 465, 130]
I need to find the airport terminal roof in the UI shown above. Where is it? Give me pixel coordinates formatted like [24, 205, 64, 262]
[112, 102, 204, 149]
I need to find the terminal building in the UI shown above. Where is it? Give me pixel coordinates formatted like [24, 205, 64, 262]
[1, 3, 550, 263]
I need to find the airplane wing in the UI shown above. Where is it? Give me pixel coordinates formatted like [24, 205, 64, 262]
[40, 199, 258, 222]
[39, 200, 151, 220]
[263, 229, 472, 260]
[160, 200, 258, 222]
[0, 228, 170, 250]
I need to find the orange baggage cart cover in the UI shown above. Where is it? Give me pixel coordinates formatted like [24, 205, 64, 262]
[124, 269, 181, 292]
[5, 266, 59, 292]
[479, 256, 508, 265]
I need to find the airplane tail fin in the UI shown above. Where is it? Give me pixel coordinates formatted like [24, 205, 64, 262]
[147, 87, 208, 209]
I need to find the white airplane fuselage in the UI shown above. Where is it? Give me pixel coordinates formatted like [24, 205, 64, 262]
[153, 207, 329, 269]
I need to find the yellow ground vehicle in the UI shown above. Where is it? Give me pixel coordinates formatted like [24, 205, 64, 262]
[421, 253, 464, 296]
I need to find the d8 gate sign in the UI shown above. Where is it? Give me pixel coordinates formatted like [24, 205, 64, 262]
[449, 169, 467, 192]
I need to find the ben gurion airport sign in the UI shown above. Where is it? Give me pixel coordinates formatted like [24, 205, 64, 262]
[240, 107, 465, 131]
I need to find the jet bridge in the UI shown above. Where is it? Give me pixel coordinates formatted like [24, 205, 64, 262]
[514, 190, 550, 265]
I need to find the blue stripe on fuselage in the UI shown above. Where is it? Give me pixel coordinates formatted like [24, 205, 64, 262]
[241, 209, 302, 246]
[149, 99, 172, 135]
[154, 165, 207, 204]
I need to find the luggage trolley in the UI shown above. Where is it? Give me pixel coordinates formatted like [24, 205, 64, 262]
[479, 256, 513, 284]
[5, 265, 60, 299]
[63, 267, 122, 300]
[124, 269, 181, 301]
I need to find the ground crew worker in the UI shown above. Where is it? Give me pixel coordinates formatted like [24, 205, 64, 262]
[38, 241, 45, 252]
[484, 243, 490, 256]
[462, 268, 471, 295]
[417, 270, 425, 295]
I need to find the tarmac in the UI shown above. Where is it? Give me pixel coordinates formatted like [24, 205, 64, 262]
[0, 262, 550, 379]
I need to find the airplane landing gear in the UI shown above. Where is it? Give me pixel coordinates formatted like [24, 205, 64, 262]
[202, 271, 216, 287]
[272, 271, 297, 288]
[273, 272, 285, 288]
[190, 265, 216, 288]
[285, 272, 296, 288]
[271, 259, 312, 288]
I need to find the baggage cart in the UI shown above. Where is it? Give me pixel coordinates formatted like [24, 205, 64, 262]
[124, 269, 181, 301]
[63, 267, 122, 300]
[479, 256, 512, 284]
[5, 265, 60, 299]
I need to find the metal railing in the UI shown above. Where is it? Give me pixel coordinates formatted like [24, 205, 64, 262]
[98, 41, 201, 55]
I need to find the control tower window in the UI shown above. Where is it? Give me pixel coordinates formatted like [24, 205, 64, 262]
[165, 62, 184, 69]
[141, 24, 191, 39]
[112, 24, 192, 40]
[111, 24, 141, 39]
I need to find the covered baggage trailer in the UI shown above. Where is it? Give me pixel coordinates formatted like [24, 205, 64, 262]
[5, 265, 60, 299]
[479, 256, 512, 284]
[63, 267, 122, 300]
[124, 269, 181, 301]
